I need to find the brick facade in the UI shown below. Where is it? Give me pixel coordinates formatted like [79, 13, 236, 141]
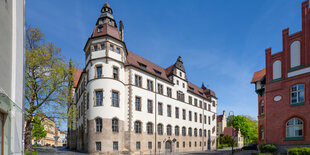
[252, 0, 310, 151]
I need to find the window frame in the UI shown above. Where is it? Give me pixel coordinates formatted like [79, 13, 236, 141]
[290, 84, 305, 105]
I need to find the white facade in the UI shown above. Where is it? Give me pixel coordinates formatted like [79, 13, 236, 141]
[0, 0, 24, 155]
[68, 3, 217, 154]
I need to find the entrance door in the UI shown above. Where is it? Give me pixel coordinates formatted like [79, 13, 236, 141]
[165, 141, 172, 153]
[0, 112, 3, 155]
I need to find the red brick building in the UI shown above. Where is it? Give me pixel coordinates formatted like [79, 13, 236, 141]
[251, 0, 310, 151]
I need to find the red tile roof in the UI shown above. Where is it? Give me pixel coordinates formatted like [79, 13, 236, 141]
[125, 51, 171, 81]
[92, 24, 121, 40]
[217, 115, 223, 122]
[125, 51, 217, 99]
[224, 126, 239, 137]
[73, 68, 83, 88]
[251, 68, 266, 83]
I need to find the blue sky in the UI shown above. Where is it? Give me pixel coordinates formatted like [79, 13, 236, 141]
[26, 0, 304, 129]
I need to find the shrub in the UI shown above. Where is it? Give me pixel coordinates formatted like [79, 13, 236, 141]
[287, 147, 310, 155]
[259, 144, 277, 153]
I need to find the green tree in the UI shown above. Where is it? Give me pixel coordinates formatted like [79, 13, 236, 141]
[24, 25, 73, 150]
[32, 115, 47, 145]
[227, 115, 258, 145]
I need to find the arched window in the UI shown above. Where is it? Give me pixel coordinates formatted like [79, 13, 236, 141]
[167, 125, 172, 135]
[194, 128, 198, 137]
[147, 122, 153, 134]
[273, 60, 281, 80]
[260, 126, 264, 140]
[158, 124, 163, 135]
[175, 126, 179, 136]
[199, 129, 202, 137]
[112, 118, 118, 132]
[290, 41, 301, 68]
[260, 100, 264, 115]
[286, 118, 303, 138]
[134, 121, 142, 134]
[291, 84, 305, 105]
[182, 127, 186, 136]
[188, 127, 192, 136]
[95, 118, 102, 132]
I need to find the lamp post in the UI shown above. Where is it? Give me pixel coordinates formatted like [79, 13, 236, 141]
[29, 122, 33, 155]
[229, 111, 234, 155]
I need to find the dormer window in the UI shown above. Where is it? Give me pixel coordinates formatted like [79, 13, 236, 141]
[109, 20, 112, 25]
[139, 63, 147, 69]
[116, 48, 120, 54]
[110, 45, 114, 51]
[94, 46, 98, 51]
[189, 87, 194, 91]
[98, 27, 103, 32]
[154, 70, 161, 76]
[199, 91, 203, 95]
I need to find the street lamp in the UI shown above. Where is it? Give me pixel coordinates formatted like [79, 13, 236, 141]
[29, 122, 33, 155]
[229, 111, 234, 155]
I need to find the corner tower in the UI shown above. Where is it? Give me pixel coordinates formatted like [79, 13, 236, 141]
[84, 3, 127, 65]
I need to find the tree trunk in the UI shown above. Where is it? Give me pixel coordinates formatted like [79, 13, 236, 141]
[24, 115, 32, 151]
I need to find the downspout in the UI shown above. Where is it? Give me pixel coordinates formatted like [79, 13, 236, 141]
[154, 77, 158, 154]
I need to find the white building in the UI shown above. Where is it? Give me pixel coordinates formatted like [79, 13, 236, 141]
[68, 3, 218, 154]
[0, 0, 25, 155]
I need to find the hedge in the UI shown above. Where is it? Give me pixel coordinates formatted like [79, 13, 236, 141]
[287, 147, 310, 155]
[259, 144, 278, 153]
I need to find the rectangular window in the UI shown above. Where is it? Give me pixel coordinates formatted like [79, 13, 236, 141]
[101, 44, 105, 50]
[135, 97, 141, 111]
[116, 48, 120, 54]
[204, 115, 207, 124]
[200, 114, 202, 123]
[96, 66, 102, 78]
[177, 91, 184, 101]
[199, 101, 202, 108]
[96, 142, 101, 151]
[147, 100, 153, 113]
[208, 104, 211, 111]
[113, 67, 119, 80]
[183, 142, 185, 148]
[135, 75, 142, 87]
[208, 116, 211, 125]
[113, 141, 118, 150]
[194, 113, 197, 122]
[176, 142, 179, 148]
[94, 45, 98, 51]
[158, 102, 163, 115]
[98, 28, 103, 33]
[95, 90, 103, 106]
[189, 111, 192, 121]
[148, 142, 152, 149]
[182, 109, 186, 120]
[194, 99, 197, 106]
[110, 45, 114, 51]
[167, 87, 172, 97]
[158, 84, 163, 94]
[204, 103, 207, 110]
[189, 96, 192, 105]
[112, 91, 119, 107]
[136, 142, 141, 150]
[158, 142, 161, 149]
[147, 80, 153, 91]
[175, 107, 179, 118]
[167, 105, 171, 117]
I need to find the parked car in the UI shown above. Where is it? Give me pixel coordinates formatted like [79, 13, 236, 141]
[242, 144, 258, 150]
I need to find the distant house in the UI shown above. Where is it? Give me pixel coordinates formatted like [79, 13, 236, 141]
[217, 110, 227, 137]
[223, 126, 244, 148]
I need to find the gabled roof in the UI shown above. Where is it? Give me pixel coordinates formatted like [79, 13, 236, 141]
[224, 126, 240, 137]
[217, 115, 223, 122]
[251, 68, 266, 83]
[73, 68, 83, 88]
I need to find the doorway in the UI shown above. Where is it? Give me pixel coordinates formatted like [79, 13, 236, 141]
[0, 112, 4, 155]
[165, 140, 172, 153]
